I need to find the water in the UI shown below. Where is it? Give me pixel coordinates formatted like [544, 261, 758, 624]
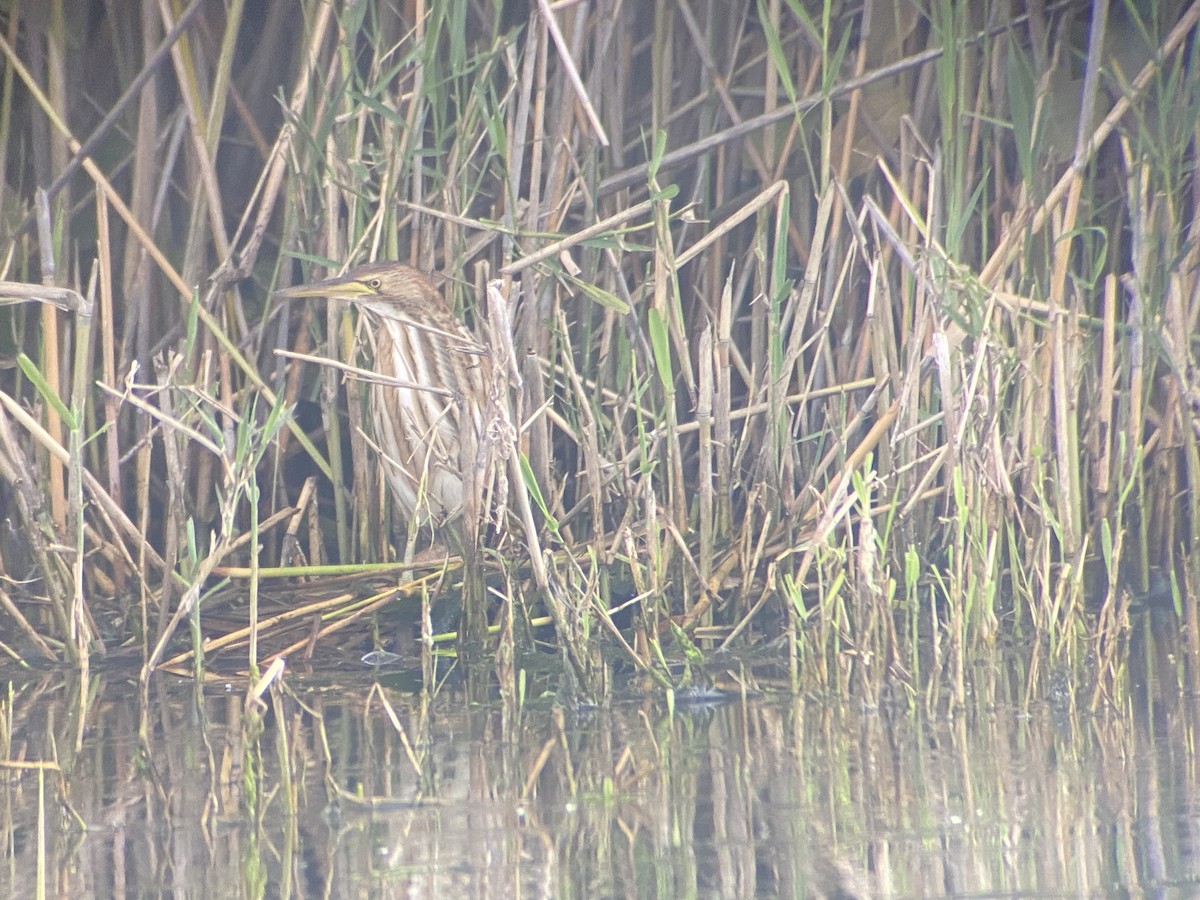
[2, 638, 1198, 898]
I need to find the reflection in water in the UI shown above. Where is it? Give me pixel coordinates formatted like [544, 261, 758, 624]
[1, 634, 1198, 898]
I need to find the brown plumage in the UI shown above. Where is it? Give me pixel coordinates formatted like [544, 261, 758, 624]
[279, 262, 571, 665]
[276, 262, 495, 549]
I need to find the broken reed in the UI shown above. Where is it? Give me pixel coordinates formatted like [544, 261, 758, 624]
[0, 1, 1195, 694]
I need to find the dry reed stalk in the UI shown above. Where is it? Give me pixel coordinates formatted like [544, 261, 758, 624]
[697, 322, 714, 589]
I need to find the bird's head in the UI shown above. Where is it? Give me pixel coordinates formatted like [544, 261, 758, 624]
[275, 262, 442, 318]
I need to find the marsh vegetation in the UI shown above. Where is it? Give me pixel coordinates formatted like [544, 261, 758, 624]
[0, 0, 1194, 708]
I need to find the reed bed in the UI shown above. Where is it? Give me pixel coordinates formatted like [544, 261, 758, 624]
[0, 0, 1195, 700]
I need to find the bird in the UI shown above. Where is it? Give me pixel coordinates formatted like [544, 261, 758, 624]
[275, 261, 555, 659]
[276, 262, 495, 537]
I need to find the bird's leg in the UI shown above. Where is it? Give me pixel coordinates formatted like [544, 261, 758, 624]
[458, 537, 488, 661]
[455, 400, 489, 662]
[401, 516, 419, 573]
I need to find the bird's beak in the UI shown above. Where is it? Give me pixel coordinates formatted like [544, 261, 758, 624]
[274, 274, 372, 301]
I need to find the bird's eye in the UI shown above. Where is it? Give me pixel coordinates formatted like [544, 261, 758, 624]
[369, 279, 382, 289]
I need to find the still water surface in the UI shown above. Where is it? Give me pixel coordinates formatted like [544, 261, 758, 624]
[1, 642, 1197, 898]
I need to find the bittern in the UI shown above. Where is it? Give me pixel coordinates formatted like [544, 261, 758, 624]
[275, 262, 496, 553]
[276, 262, 560, 660]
